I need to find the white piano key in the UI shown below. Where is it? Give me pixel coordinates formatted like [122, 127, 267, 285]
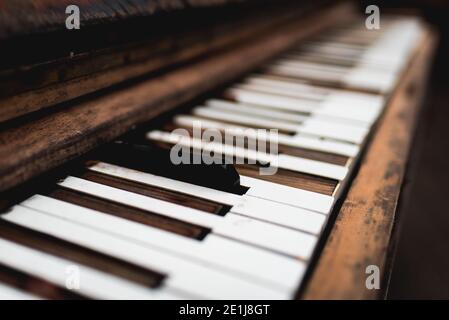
[266, 61, 398, 94]
[319, 93, 383, 119]
[0, 282, 42, 300]
[273, 59, 350, 75]
[238, 80, 382, 112]
[148, 129, 272, 165]
[94, 151, 334, 213]
[234, 82, 325, 102]
[22, 194, 306, 293]
[89, 161, 241, 206]
[206, 98, 373, 129]
[359, 19, 422, 70]
[88, 161, 326, 234]
[225, 88, 379, 124]
[245, 74, 385, 107]
[184, 107, 362, 147]
[307, 34, 376, 46]
[239, 175, 334, 214]
[215, 214, 317, 260]
[287, 134, 358, 158]
[236, 81, 384, 123]
[245, 75, 332, 100]
[229, 195, 326, 234]
[298, 118, 368, 144]
[303, 40, 385, 69]
[300, 42, 365, 57]
[267, 62, 345, 83]
[278, 52, 394, 74]
[0, 236, 182, 300]
[226, 88, 318, 113]
[271, 59, 349, 75]
[194, 104, 368, 143]
[205, 99, 309, 123]
[202, 236, 306, 293]
[344, 68, 397, 93]
[2, 206, 290, 299]
[57, 176, 318, 259]
[59, 176, 220, 228]
[277, 154, 348, 180]
[193, 106, 299, 132]
[283, 52, 389, 71]
[288, 134, 359, 157]
[147, 130, 348, 180]
[175, 114, 359, 157]
[304, 37, 371, 48]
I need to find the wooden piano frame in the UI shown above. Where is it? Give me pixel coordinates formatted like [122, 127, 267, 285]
[0, 0, 438, 299]
[302, 27, 437, 299]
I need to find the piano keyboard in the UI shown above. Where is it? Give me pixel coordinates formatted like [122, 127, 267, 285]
[0, 16, 425, 299]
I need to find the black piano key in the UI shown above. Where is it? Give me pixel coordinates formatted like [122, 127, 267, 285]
[0, 262, 85, 300]
[98, 141, 247, 195]
[77, 170, 231, 216]
[47, 187, 211, 240]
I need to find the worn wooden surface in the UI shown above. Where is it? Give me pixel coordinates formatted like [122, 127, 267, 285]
[0, 0, 253, 39]
[0, 1, 353, 193]
[0, 3, 316, 122]
[302, 27, 437, 300]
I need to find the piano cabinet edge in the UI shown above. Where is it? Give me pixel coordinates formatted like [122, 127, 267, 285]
[0, 1, 356, 194]
[301, 26, 438, 300]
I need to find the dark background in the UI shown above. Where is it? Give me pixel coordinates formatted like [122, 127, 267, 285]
[361, 0, 449, 299]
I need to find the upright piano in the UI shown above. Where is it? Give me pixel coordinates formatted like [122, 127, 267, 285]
[0, 0, 437, 299]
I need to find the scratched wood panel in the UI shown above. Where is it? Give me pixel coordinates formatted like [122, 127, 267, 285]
[0, 1, 354, 193]
[301, 27, 438, 300]
[0, 3, 314, 122]
[0, 0, 251, 39]
[0, 13, 262, 97]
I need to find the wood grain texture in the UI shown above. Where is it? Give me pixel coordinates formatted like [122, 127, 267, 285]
[0, 1, 354, 193]
[301, 27, 438, 300]
[0, 0, 252, 40]
[0, 2, 313, 122]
